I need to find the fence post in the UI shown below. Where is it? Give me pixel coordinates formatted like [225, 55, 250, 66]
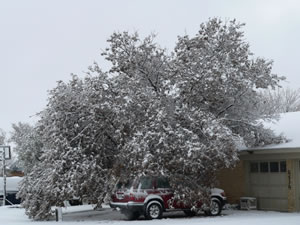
[55, 207, 63, 222]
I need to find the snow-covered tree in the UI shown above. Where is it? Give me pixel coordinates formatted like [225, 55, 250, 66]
[103, 19, 284, 205]
[171, 18, 284, 147]
[0, 128, 6, 145]
[18, 74, 123, 220]
[10, 122, 43, 174]
[0, 129, 6, 174]
[19, 18, 285, 220]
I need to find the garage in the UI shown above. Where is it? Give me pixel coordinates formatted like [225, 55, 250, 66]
[218, 112, 300, 212]
[247, 160, 288, 211]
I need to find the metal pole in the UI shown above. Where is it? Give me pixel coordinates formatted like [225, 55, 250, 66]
[2, 150, 6, 206]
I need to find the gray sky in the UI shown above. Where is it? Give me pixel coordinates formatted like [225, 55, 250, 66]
[1, 0, 300, 133]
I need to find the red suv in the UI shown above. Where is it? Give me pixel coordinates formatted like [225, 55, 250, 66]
[110, 176, 227, 220]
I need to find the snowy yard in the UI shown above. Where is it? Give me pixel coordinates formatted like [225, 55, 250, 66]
[1, 205, 300, 225]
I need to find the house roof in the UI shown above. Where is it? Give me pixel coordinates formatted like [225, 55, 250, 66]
[262, 111, 300, 149]
[242, 111, 300, 152]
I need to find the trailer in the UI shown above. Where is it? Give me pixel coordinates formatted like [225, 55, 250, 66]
[0, 176, 22, 205]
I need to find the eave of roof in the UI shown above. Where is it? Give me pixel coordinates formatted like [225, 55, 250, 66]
[239, 147, 300, 156]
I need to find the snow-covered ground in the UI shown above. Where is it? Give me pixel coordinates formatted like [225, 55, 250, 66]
[1, 205, 300, 225]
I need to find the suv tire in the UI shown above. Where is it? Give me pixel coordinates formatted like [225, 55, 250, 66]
[144, 201, 163, 220]
[204, 199, 221, 216]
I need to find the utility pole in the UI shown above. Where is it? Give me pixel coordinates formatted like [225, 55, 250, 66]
[2, 150, 6, 206]
[0, 146, 11, 206]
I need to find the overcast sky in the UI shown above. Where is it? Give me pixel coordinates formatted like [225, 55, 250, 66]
[1, 0, 300, 133]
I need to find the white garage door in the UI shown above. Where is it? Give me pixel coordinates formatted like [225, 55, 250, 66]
[248, 161, 288, 211]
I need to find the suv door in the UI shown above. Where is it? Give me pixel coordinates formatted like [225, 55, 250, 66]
[155, 177, 174, 209]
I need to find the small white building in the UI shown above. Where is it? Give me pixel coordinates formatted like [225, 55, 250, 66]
[0, 176, 22, 205]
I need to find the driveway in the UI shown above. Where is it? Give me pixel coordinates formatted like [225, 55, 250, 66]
[1, 205, 300, 225]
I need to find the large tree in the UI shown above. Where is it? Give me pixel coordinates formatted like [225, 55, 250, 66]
[103, 18, 284, 205]
[18, 18, 284, 220]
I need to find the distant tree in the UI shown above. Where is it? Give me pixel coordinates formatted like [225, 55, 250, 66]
[258, 87, 300, 115]
[10, 122, 43, 174]
[19, 18, 285, 220]
[0, 129, 6, 174]
[0, 128, 5, 145]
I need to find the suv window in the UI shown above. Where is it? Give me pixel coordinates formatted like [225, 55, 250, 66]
[157, 177, 171, 188]
[139, 177, 154, 189]
[116, 180, 133, 189]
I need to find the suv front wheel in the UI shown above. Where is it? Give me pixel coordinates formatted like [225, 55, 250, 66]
[144, 201, 163, 220]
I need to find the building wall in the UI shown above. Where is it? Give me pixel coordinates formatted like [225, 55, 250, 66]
[218, 149, 300, 212]
[217, 157, 299, 212]
[217, 161, 246, 204]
